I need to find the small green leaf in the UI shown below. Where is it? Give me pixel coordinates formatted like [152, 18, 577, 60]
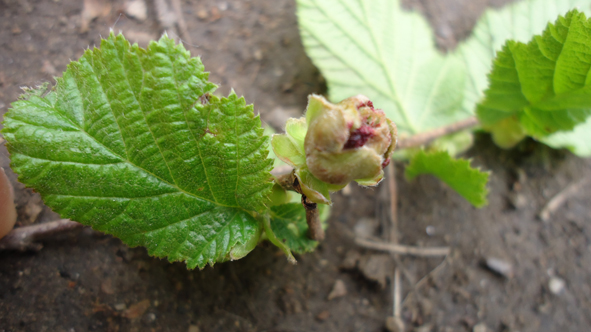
[405, 150, 490, 208]
[457, 0, 591, 153]
[457, 0, 591, 115]
[272, 134, 306, 168]
[476, 10, 591, 144]
[270, 203, 321, 254]
[2, 33, 273, 269]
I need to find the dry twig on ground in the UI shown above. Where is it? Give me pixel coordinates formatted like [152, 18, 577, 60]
[396, 116, 478, 150]
[539, 177, 591, 222]
[0, 219, 83, 251]
[356, 237, 451, 257]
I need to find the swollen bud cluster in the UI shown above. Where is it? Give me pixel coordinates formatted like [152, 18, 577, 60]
[272, 94, 397, 205]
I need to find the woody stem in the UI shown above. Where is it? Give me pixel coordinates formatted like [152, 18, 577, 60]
[273, 170, 324, 241]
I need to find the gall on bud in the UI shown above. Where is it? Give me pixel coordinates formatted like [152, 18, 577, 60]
[272, 94, 397, 205]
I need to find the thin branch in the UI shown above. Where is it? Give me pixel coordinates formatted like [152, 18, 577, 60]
[0, 219, 83, 251]
[171, 0, 192, 45]
[392, 268, 403, 330]
[387, 163, 399, 244]
[396, 116, 478, 150]
[302, 195, 324, 241]
[386, 163, 402, 326]
[539, 177, 591, 222]
[401, 255, 450, 308]
[273, 170, 324, 241]
[355, 237, 450, 257]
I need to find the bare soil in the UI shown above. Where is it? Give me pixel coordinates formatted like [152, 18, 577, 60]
[1, 0, 590, 331]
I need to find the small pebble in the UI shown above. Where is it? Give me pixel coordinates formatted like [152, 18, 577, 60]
[340, 250, 360, 269]
[253, 49, 263, 61]
[483, 257, 513, 278]
[473, 323, 490, 332]
[114, 303, 127, 311]
[143, 312, 156, 323]
[549, 277, 565, 295]
[316, 310, 330, 321]
[125, 0, 147, 21]
[218, 2, 229, 11]
[196, 9, 208, 20]
[188, 325, 200, 332]
[327, 279, 347, 300]
[353, 217, 378, 238]
[385, 316, 404, 332]
[426, 225, 435, 236]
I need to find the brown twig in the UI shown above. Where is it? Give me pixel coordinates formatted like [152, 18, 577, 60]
[0, 219, 83, 251]
[355, 238, 451, 257]
[386, 163, 403, 330]
[387, 164, 399, 243]
[274, 170, 324, 241]
[401, 254, 450, 308]
[396, 116, 478, 150]
[302, 195, 324, 241]
[539, 177, 591, 222]
[170, 0, 192, 45]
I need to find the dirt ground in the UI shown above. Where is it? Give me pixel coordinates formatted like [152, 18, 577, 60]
[1, 0, 591, 331]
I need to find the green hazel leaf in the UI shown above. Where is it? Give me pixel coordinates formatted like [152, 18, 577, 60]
[270, 203, 323, 254]
[458, 0, 591, 115]
[405, 150, 490, 208]
[476, 10, 591, 145]
[1, 33, 274, 269]
[456, 0, 591, 153]
[297, 0, 469, 138]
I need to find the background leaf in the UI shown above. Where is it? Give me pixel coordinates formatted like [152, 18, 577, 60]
[476, 10, 591, 145]
[2, 33, 273, 269]
[405, 150, 490, 208]
[456, 0, 591, 152]
[541, 118, 591, 156]
[297, 0, 468, 138]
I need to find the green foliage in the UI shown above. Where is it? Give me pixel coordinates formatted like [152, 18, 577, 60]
[297, 0, 469, 138]
[476, 10, 591, 147]
[457, 0, 591, 153]
[9, 1, 591, 268]
[405, 151, 490, 208]
[297, 0, 492, 205]
[298, 0, 591, 155]
[270, 203, 320, 254]
[2, 33, 274, 269]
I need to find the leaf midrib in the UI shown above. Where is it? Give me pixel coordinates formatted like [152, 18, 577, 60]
[35, 99, 242, 210]
[81, 41, 241, 210]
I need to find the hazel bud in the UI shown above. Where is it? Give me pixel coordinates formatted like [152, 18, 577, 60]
[271, 94, 397, 205]
[304, 94, 396, 186]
